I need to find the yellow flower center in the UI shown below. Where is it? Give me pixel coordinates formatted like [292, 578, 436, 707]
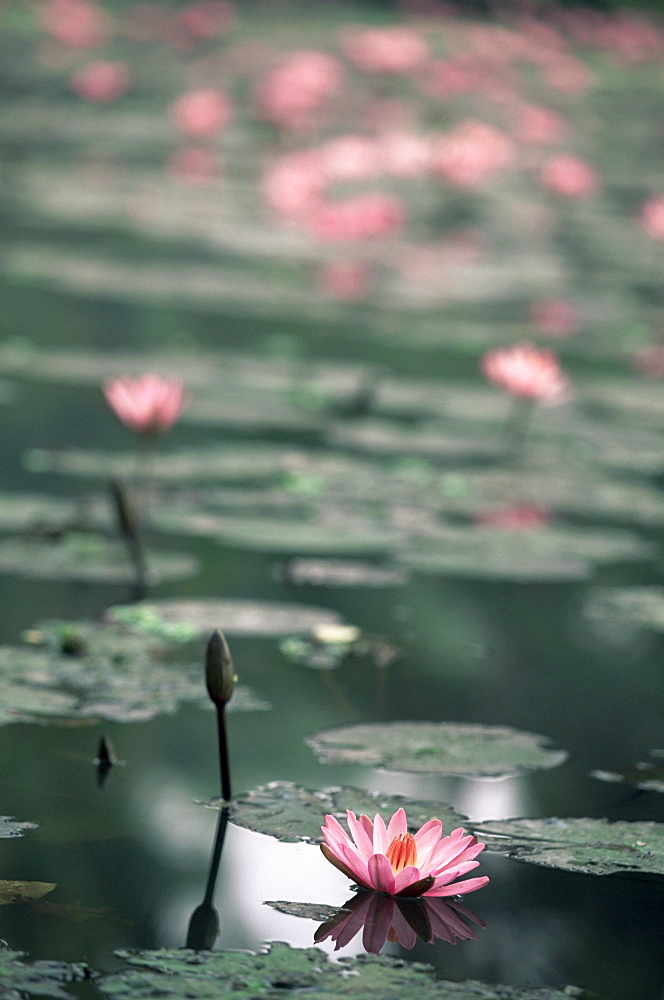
[385, 832, 417, 873]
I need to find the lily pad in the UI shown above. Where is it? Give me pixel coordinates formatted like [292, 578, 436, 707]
[397, 524, 654, 583]
[0, 880, 56, 905]
[265, 901, 339, 921]
[0, 815, 37, 838]
[96, 941, 584, 1000]
[0, 619, 269, 726]
[0, 943, 88, 999]
[585, 586, 664, 633]
[477, 816, 664, 877]
[105, 599, 342, 638]
[0, 535, 198, 584]
[307, 722, 567, 778]
[276, 558, 408, 588]
[209, 517, 400, 556]
[208, 782, 468, 844]
[0, 492, 110, 533]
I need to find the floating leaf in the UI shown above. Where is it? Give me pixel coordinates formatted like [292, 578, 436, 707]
[96, 941, 584, 1000]
[0, 536, 198, 584]
[0, 619, 269, 726]
[0, 942, 88, 997]
[276, 558, 408, 588]
[265, 901, 339, 921]
[105, 599, 342, 638]
[585, 586, 664, 633]
[209, 517, 400, 556]
[0, 492, 110, 533]
[328, 418, 503, 461]
[0, 880, 56, 905]
[397, 524, 654, 583]
[477, 816, 664, 877]
[0, 815, 37, 838]
[307, 722, 567, 778]
[206, 782, 467, 844]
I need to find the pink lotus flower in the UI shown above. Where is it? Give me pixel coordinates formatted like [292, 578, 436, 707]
[529, 297, 581, 338]
[432, 121, 513, 189]
[476, 504, 550, 531]
[169, 88, 232, 137]
[481, 342, 570, 404]
[69, 60, 130, 102]
[341, 27, 428, 74]
[103, 374, 186, 434]
[315, 890, 485, 954]
[321, 807, 489, 898]
[639, 197, 664, 240]
[41, 0, 111, 49]
[540, 154, 598, 198]
[254, 50, 343, 132]
[307, 193, 404, 242]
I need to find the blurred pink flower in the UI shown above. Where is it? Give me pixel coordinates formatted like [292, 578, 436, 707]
[69, 60, 130, 102]
[432, 121, 513, 188]
[254, 50, 342, 131]
[317, 260, 372, 301]
[169, 88, 232, 137]
[341, 26, 428, 74]
[514, 105, 566, 146]
[481, 342, 570, 404]
[380, 131, 431, 178]
[321, 807, 489, 898]
[540, 155, 598, 198]
[262, 150, 327, 219]
[476, 505, 550, 530]
[631, 344, 664, 378]
[320, 135, 381, 182]
[41, 0, 110, 48]
[539, 53, 593, 93]
[103, 374, 187, 434]
[168, 145, 222, 185]
[174, 0, 235, 42]
[639, 197, 664, 240]
[529, 297, 581, 338]
[315, 891, 485, 954]
[307, 193, 404, 241]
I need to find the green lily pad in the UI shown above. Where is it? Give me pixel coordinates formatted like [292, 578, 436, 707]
[477, 816, 664, 877]
[105, 599, 342, 638]
[0, 942, 88, 998]
[276, 558, 408, 588]
[436, 468, 664, 529]
[265, 901, 340, 921]
[0, 492, 110, 533]
[307, 722, 567, 778]
[0, 815, 37, 838]
[0, 619, 268, 726]
[96, 941, 584, 1000]
[0, 535, 198, 584]
[0, 880, 56, 905]
[23, 444, 304, 484]
[207, 782, 468, 844]
[210, 517, 400, 556]
[397, 524, 654, 582]
[328, 418, 503, 462]
[585, 586, 664, 633]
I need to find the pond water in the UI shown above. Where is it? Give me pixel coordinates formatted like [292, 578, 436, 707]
[0, 2, 663, 999]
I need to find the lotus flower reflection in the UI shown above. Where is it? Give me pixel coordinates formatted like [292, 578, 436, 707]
[321, 808, 489, 898]
[315, 891, 485, 955]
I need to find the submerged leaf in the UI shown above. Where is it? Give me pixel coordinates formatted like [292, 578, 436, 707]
[308, 722, 567, 778]
[0, 815, 37, 838]
[0, 880, 56, 905]
[206, 782, 467, 844]
[96, 940, 583, 999]
[477, 816, 664, 876]
[586, 586, 664, 633]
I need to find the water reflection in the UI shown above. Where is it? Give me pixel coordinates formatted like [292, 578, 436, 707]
[314, 891, 485, 955]
[185, 806, 230, 950]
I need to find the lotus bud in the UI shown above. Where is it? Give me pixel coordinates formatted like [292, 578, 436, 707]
[205, 629, 236, 707]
